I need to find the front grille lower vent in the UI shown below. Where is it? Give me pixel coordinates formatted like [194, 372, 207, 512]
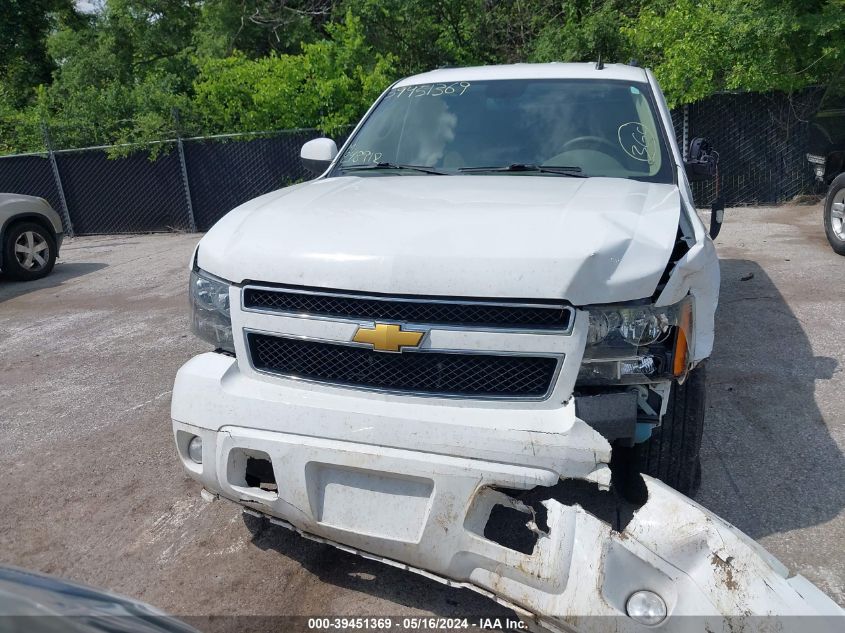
[247, 333, 558, 399]
[243, 287, 571, 330]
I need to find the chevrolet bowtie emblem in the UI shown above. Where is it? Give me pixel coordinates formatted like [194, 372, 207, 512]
[352, 323, 424, 353]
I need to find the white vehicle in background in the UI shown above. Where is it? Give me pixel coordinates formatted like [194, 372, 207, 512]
[171, 63, 843, 628]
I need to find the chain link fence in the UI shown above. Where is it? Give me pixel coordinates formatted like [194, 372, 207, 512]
[182, 130, 338, 231]
[0, 89, 827, 236]
[0, 127, 341, 236]
[54, 142, 192, 234]
[0, 153, 65, 223]
[683, 88, 825, 207]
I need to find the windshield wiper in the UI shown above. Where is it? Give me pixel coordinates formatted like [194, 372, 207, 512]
[340, 162, 446, 175]
[458, 163, 586, 177]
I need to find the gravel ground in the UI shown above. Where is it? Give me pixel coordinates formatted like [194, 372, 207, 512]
[0, 203, 842, 627]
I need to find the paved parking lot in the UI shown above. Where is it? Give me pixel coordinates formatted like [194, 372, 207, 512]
[0, 202, 843, 624]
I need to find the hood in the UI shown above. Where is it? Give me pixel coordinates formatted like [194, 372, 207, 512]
[197, 175, 680, 305]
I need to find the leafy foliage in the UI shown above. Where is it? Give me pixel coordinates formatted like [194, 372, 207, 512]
[193, 0, 324, 59]
[530, 1, 641, 65]
[192, 12, 394, 136]
[0, 0, 843, 154]
[0, 0, 80, 107]
[628, 0, 845, 106]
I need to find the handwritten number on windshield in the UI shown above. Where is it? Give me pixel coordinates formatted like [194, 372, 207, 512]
[344, 149, 383, 164]
[387, 82, 471, 99]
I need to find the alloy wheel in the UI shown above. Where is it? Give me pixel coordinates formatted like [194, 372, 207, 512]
[14, 230, 50, 271]
[832, 189, 845, 240]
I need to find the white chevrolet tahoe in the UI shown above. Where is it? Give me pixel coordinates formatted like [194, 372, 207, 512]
[172, 64, 843, 627]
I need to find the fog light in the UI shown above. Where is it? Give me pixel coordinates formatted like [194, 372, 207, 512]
[187, 435, 203, 464]
[626, 590, 667, 626]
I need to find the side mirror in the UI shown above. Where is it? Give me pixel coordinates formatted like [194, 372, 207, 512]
[684, 137, 719, 182]
[709, 198, 725, 240]
[300, 138, 338, 176]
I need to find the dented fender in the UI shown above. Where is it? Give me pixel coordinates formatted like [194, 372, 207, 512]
[656, 234, 720, 362]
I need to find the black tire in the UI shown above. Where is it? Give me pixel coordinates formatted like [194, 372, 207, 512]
[2, 221, 57, 281]
[823, 172, 845, 256]
[634, 363, 706, 496]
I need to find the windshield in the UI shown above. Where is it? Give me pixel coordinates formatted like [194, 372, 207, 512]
[335, 79, 674, 183]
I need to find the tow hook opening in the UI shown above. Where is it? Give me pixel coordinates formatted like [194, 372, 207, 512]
[227, 448, 278, 499]
[483, 502, 548, 555]
[246, 456, 278, 492]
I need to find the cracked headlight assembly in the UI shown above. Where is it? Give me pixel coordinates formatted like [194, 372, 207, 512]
[578, 297, 693, 386]
[190, 268, 234, 353]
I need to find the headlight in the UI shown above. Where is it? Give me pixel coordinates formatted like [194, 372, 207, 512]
[189, 268, 234, 353]
[578, 297, 693, 386]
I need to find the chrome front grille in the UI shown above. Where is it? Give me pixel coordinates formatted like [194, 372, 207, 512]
[247, 333, 560, 399]
[242, 286, 573, 331]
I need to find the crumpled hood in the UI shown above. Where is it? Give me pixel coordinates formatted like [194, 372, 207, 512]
[197, 175, 680, 305]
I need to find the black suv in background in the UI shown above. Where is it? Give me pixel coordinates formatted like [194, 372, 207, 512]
[808, 74, 845, 254]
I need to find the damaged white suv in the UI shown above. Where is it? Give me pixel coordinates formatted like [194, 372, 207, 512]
[172, 64, 843, 627]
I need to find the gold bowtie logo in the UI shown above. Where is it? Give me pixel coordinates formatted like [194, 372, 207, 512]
[352, 323, 424, 353]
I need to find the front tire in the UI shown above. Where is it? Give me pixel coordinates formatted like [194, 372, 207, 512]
[2, 222, 57, 281]
[823, 173, 845, 256]
[635, 363, 706, 496]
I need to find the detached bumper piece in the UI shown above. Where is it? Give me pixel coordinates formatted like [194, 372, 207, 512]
[172, 356, 843, 631]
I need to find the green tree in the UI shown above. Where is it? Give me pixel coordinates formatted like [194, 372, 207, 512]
[343, 1, 643, 74]
[0, 85, 43, 154]
[530, 1, 641, 64]
[193, 0, 324, 59]
[192, 11, 395, 136]
[0, 0, 80, 108]
[341, 0, 563, 74]
[3, 0, 845, 155]
[627, 0, 845, 106]
[35, 0, 201, 147]
[339, 0, 485, 75]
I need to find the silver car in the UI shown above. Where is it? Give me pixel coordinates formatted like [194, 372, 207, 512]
[0, 193, 64, 280]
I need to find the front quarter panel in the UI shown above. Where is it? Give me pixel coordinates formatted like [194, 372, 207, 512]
[0, 194, 62, 233]
[645, 71, 720, 362]
[655, 234, 720, 362]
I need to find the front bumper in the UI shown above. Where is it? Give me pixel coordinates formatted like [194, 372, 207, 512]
[172, 353, 843, 630]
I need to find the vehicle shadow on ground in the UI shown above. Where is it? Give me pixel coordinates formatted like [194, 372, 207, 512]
[0, 262, 107, 304]
[243, 514, 516, 620]
[697, 258, 844, 539]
